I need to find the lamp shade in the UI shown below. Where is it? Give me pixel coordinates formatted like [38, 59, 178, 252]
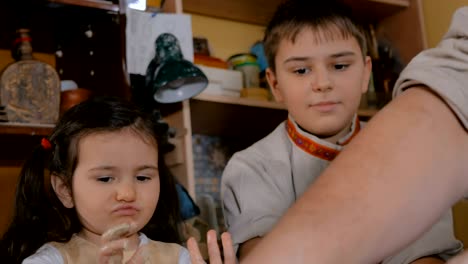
[152, 59, 208, 103]
[147, 33, 208, 103]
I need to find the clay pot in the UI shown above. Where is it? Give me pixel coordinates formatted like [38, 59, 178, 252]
[60, 88, 93, 115]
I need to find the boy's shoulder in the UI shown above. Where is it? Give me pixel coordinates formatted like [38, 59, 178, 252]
[222, 119, 294, 196]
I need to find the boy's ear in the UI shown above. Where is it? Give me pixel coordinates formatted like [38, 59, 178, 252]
[266, 68, 284, 103]
[361, 56, 372, 94]
[51, 174, 74, 208]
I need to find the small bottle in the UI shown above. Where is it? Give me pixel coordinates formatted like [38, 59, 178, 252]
[0, 28, 61, 124]
[12, 28, 34, 61]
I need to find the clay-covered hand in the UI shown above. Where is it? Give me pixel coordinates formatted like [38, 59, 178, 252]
[98, 223, 150, 264]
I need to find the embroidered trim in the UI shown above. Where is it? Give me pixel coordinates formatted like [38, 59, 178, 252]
[286, 116, 360, 161]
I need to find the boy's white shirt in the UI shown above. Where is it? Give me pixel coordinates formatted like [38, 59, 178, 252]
[22, 233, 191, 264]
[222, 115, 363, 248]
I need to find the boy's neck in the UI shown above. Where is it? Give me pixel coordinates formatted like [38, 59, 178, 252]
[320, 123, 353, 144]
[297, 119, 355, 145]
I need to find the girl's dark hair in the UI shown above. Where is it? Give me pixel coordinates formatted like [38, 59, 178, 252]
[0, 97, 182, 263]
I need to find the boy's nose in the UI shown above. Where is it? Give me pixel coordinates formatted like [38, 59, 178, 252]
[116, 182, 136, 202]
[312, 68, 332, 92]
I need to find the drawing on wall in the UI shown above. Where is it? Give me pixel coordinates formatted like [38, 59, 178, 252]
[126, 10, 193, 75]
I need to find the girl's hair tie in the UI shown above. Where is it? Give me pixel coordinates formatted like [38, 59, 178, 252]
[41, 138, 52, 150]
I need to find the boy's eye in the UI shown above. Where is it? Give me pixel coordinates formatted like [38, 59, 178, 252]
[334, 64, 349, 71]
[293, 68, 310, 75]
[97, 176, 113, 183]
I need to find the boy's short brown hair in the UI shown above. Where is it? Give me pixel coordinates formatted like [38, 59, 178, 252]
[264, 0, 367, 72]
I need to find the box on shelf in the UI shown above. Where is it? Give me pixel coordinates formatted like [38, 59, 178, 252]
[197, 65, 243, 92]
[200, 83, 240, 97]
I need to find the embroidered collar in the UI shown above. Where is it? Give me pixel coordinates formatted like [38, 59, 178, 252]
[286, 115, 361, 161]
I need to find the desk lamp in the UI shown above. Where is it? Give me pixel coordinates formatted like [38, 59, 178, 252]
[137, 33, 205, 221]
[134, 32, 208, 152]
[146, 32, 208, 104]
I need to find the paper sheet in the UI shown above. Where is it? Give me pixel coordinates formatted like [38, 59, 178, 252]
[126, 9, 193, 75]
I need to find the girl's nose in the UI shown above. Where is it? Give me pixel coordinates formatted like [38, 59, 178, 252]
[116, 182, 136, 202]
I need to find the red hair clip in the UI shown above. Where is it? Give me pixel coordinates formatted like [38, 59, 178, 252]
[41, 138, 52, 150]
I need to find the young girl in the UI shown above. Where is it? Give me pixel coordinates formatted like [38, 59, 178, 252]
[0, 97, 190, 263]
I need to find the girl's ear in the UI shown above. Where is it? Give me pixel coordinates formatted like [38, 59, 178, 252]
[51, 174, 74, 208]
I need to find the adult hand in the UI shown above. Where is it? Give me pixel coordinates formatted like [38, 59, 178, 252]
[187, 230, 236, 264]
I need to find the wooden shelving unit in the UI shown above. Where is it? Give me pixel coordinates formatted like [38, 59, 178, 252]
[0, 0, 425, 200]
[184, 0, 409, 26]
[190, 94, 287, 139]
[194, 93, 285, 110]
[0, 123, 54, 136]
[47, 0, 120, 12]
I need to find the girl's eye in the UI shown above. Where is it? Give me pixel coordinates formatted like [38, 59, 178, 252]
[334, 64, 350, 71]
[97, 176, 113, 183]
[136, 176, 151, 182]
[293, 68, 310, 75]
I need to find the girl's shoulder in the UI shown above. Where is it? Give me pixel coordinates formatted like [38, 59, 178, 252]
[22, 243, 64, 264]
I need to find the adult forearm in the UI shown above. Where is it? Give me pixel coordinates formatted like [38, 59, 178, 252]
[242, 87, 468, 263]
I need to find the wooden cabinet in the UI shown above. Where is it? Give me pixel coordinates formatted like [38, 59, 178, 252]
[0, 0, 181, 159]
[1, 0, 127, 97]
[163, 0, 427, 197]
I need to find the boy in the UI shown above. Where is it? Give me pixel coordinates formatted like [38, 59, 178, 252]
[242, 6, 468, 264]
[221, 0, 462, 263]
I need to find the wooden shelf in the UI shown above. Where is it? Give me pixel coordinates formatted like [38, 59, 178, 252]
[183, 0, 409, 25]
[194, 93, 378, 117]
[194, 93, 285, 110]
[190, 94, 379, 142]
[47, 0, 120, 12]
[190, 95, 287, 142]
[0, 123, 54, 163]
[0, 123, 55, 136]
